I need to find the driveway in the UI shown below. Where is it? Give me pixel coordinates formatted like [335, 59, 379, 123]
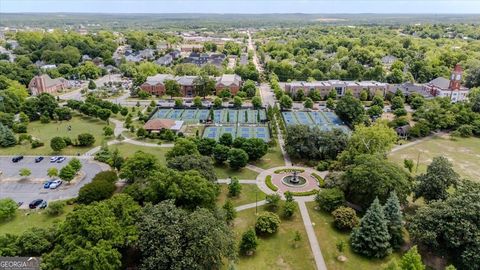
[0, 156, 107, 205]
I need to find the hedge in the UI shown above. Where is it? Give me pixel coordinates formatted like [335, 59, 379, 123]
[290, 190, 319, 196]
[311, 173, 325, 188]
[265, 175, 278, 191]
[273, 168, 305, 174]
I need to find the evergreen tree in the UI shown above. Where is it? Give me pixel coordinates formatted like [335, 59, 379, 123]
[228, 177, 242, 197]
[350, 198, 392, 258]
[414, 156, 459, 202]
[383, 192, 404, 249]
[0, 123, 16, 147]
[223, 200, 237, 224]
[400, 246, 425, 270]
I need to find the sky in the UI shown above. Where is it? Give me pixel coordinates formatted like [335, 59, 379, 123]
[1, 0, 480, 14]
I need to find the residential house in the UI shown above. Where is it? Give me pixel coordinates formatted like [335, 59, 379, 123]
[180, 44, 203, 53]
[381, 55, 397, 68]
[169, 49, 181, 59]
[140, 74, 175, 96]
[28, 74, 70, 95]
[155, 54, 173, 66]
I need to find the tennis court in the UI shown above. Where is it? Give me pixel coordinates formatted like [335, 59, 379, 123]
[150, 108, 210, 123]
[281, 110, 349, 132]
[202, 125, 270, 142]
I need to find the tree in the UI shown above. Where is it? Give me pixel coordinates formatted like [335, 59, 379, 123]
[0, 124, 17, 147]
[400, 246, 425, 270]
[279, 95, 293, 110]
[219, 133, 233, 146]
[350, 198, 392, 258]
[213, 97, 222, 108]
[167, 154, 217, 182]
[371, 95, 385, 108]
[265, 194, 281, 212]
[137, 200, 234, 270]
[193, 96, 202, 108]
[136, 127, 147, 138]
[326, 98, 335, 110]
[196, 138, 217, 156]
[228, 148, 249, 170]
[88, 80, 96, 90]
[283, 201, 297, 219]
[223, 200, 237, 224]
[410, 96, 425, 110]
[19, 168, 31, 178]
[335, 93, 366, 125]
[233, 96, 243, 108]
[16, 227, 54, 256]
[315, 188, 345, 212]
[391, 96, 405, 110]
[383, 192, 404, 249]
[241, 80, 257, 97]
[59, 165, 76, 182]
[228, 177, 242, 197]
[252, 96, 262, 109]
[164, 79, 181, 99]
[367, 105, 383, 118]
[77, 133, 95, 146]
[47, 167, 58, 178]
[69, 158, 82, 173]
[0, 198, 17, 221]
[414, 156, 459, 203]
[255, 212, 281, 235]
[332, 206, 360, 231]
[304, 97, 314, 109]
[213, 144, 230, 164]
[408, 181, 479, 270]
[166, 138, 199, 160]
[77, 178, 116, 204]
[404, 159, 414, 173]
[239, 138, 268, 161]
[194, 74, 216, 98]
[239, 228, 258, 255]
[120, 151, 161, 183]
[343, 154, 411, 209]
[45, 201, 66, 216]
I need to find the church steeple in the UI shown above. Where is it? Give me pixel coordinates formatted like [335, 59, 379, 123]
[448, 64, 463, 91]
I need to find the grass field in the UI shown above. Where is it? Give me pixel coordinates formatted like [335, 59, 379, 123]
[110, 143, 170, 165]
[306, 202, 399, 270]
[0, 205, 74, 235]
[214, 166, 259, 180]
[230, 206, 316, 270]
[2, 114, 113, 156]
[217, 184, 266, 207]
[389, 135, 480, 181]
[251, 144, 285, 169]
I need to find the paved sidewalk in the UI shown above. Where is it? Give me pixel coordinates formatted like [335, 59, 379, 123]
[217, 179, 257, 184]
[235, 200, 267, 211]
[246, 164, 265, 173]
[298, 200, 328, 270]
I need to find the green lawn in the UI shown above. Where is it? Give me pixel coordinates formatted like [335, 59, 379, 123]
[230, 206, 316, 270]
[306, 202, 399, 270]
[110, 143, 170, 165]
[214, 166, 259, 180]
[251, 144, 285, 169]
[217, 184, 266, 207]
[388, 135, 480, 181]
[0, 205, 74, 235]
[3, 114, 113, 156]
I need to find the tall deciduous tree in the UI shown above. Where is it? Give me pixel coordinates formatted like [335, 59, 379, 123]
[400, 246, 425, 270]
[335, 93, 366, 125]
[350, 198, 392, 258]
[414, 156, 459, 203]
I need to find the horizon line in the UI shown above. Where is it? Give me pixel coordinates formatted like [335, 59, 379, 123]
[2, 12, 480, 15]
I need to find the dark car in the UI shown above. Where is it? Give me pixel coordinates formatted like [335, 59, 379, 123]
[29, 199, 44, 209]
[12, 156, 24, 163]
[56, 157, 66, 163]
[35, 156, 44, 163]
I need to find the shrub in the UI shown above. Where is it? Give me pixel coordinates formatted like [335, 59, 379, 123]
[316, 161, 329, 171]
[239, 228, 258, 255]
[50, 136, 66, 152]
[311, 173, 325, 187]
[77, 179, 116, 204]
[283, 201, 297, 219]
[12, 123, 27, 133]
[273, 168, 305, 174]
[455, 124, 474, 137]
[92, 171, 118, 183]
[0, 198, 17, 221]
[77, 133, 95, 146]
[31, 140, 44, 149]
[315, 188, 345, 212]
[265, 175, 278, 191]
[332, 206, 360, 231]
[265, 194, 281, 212]
[290, 190, 319, 196]
[255, 212, 281, 235]
[45, 201, 66, 216]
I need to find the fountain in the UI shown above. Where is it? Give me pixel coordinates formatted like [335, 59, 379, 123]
[281, 170, 307, 187]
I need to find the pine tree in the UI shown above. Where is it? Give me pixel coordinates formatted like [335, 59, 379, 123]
[0, 124, 16, 147]
[400, 246, 425, 270]
[383, 191, 404, 249]
[350, 197, 392, 258]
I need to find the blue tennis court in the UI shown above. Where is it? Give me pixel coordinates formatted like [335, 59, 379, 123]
[295, 111, 313, 125]
[281, 110, 350, 133]
[154, 109, 171, 118]
[282, 111, 298, 125]
[324, 112, 344, 125]
[203, 125, 270, 142]
[309, 111, 327, 125]
[198, 110, 209, 121]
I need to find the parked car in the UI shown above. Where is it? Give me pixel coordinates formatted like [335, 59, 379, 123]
[56, 157, 66, 163]
[39, 201, 47, 209]
[49, 180, 63, 189]
[43, 180, 54, 189]
[29, 199, 44, 209]
[12, 156, 24, 163]
[50, 156, 59, 162]
[35, 156, 44, 163]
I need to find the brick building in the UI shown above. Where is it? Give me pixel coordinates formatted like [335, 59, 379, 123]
[28, 75, 69, 95]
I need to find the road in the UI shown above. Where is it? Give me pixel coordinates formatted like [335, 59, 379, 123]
[0, 156, 107, 204]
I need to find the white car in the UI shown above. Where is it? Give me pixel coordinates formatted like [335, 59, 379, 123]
[50, 156, 59, 162]
[49, 180, 63, 189]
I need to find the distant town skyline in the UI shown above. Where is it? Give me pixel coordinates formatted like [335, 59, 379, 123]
[2, 0, 480, 14]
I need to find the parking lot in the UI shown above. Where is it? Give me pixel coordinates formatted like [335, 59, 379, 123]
[0, 156, 106, 206]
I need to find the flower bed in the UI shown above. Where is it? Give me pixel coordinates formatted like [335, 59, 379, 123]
[265, 175, 278, 191]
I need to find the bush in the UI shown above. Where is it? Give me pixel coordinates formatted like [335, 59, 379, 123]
[311, 173, 325, 187]
[31, 140, 44, 149]
[315, 188, 345, 212]
[0, 198, 17, 221]
[50, 136, 66, 152]
[77, 179, 116, 204]
[455, 124, 474, 137]
[239, 228, 258, 255]
[265, 175, 278, 191]
[283, 201, 297, 219]
[77, 133, 95, 146]
[273, 168, 305, 174]
[45, 201, 66, 216]
[265, 194, 281, 212]
[92, 171, 118, 183]
[332, 206, 360, 231]
[316, 161, 330, 171]
[255, 212, 281, 235]
[290, 190, 319, 196]
[12, 123, 27, 133]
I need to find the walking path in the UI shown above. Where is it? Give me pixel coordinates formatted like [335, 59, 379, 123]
[217, 179, 257, 184]
[390, 132, 444, 153]
[298, 200, 328, 270]
[246, 164, 265, 173]
[235, 200, 267, 211]
[274, 115, 292, 166]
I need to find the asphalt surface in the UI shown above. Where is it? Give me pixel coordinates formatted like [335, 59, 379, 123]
[0, 156, 106, 206]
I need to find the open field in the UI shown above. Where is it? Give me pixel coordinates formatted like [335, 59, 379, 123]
[251, 144, 285, 169]
[306, 202, 399, 270]
[230, 206, 316, 270]
[214, 166, 259, 180]
[217, 184, 266, 207]
[0, 205, 75, 235]
[389, 135, 480, 181]
[1, 114, 113, 156]
[110, 143, 170, 165]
